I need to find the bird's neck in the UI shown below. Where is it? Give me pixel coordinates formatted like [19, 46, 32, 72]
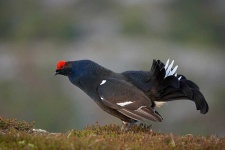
[68, 62, 113, 98]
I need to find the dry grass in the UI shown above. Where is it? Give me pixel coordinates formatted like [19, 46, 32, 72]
[0, 117, 224, 150]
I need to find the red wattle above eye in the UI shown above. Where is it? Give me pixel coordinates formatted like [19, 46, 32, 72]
[56, 60, 66, 70]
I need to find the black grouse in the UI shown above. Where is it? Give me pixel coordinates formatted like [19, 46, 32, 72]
[55, 59, 208, 130]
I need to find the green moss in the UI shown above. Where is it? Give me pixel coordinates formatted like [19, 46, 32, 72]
[0, 117, 224, 149]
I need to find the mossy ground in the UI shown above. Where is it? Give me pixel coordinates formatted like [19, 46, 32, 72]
[0, 117, 224, 150]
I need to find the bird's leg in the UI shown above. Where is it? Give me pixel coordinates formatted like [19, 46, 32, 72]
[121, 121, 137, 132]
[121, 121, 131, 131]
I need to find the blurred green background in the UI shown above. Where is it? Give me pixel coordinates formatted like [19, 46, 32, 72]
[0, 0, 225, 136]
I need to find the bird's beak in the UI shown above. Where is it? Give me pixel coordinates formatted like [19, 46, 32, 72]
[54, 70, 60, 76]
[54, 65, 70, 76]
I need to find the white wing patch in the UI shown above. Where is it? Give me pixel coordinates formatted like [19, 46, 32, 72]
[136, 106, 146, 111]
[100, 80, 106, 85]
[117, 101, 133, 106]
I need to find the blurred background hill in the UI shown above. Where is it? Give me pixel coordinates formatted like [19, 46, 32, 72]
[0, 0, 225, 136]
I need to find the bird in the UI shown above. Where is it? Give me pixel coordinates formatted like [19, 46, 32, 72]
[55, 59, 208, 130]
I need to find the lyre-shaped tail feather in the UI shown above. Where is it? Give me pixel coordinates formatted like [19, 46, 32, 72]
[150, 59, 208, 114]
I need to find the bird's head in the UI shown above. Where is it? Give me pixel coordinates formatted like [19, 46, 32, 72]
[55, 60, 72, 76]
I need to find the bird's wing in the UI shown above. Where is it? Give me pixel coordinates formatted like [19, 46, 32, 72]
[97, 78, 163, 122]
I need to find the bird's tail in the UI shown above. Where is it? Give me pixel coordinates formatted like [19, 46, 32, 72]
[149, 59, 208, 114]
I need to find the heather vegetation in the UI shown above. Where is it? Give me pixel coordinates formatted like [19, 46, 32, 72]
[1, 117, 224, 149]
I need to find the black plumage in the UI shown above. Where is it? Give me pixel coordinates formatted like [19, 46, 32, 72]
[55, 59, 208, 129]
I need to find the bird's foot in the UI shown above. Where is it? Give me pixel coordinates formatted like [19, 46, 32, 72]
[121, 121, 138, 132]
